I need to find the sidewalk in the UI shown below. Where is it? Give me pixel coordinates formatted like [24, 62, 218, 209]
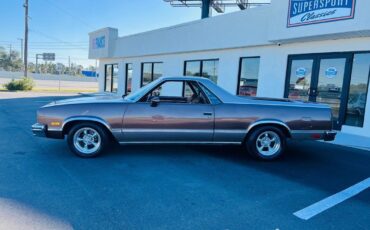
[332, 132, 370, 151]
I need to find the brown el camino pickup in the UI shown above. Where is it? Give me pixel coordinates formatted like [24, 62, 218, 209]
[32, 76, 336, 160]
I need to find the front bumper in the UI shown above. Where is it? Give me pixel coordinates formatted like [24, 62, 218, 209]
[323, 131, 337, 141]
[32, 123, 47, 137]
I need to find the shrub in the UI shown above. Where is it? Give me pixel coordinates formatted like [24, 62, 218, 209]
[3, 77, 35, 91]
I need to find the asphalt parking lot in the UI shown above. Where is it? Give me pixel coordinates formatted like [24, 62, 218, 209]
[0, 93, 369, 230]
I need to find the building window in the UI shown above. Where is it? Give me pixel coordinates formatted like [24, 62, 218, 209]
[141, 62, 163, 86]
[345, 53, 370, 127]
[125, 63, 133, 94]
[104, 64, 118, 92]
[184, 59, 219, 83]
[238, 57, 260, 96]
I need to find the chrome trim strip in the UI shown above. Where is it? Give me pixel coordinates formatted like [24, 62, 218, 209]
[62, 117, 112, 131]
[290, 130, 327, 134]
[119, 141, 241, 145]
[215, 129, 246, 134]
[247, 120, 291, 134]
[111, 128, 122, 133]
[122, 129, 245, 134]
[122, 129, 213, 133]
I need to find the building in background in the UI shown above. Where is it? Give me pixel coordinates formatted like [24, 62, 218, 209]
[89, 0, 370, 147]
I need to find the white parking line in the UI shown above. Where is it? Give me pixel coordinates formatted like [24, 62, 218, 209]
[294, 177, 370, 220]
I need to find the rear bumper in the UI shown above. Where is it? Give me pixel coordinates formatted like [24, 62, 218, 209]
[291, 130, 337, 141]
[323, 131, 337, 141]
[32, 123, 47, 137]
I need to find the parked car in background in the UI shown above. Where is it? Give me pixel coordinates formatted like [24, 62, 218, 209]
[347, 93, 367, 116]
[32, 76, 336, 160]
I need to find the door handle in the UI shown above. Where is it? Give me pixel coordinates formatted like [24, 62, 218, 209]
[203, 112, 213, 116]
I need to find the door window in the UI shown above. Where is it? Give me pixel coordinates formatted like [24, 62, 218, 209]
[139, 81, 208, 104]
[287, 59, 314, 101]
[286, 52, 370, 129]
[317, 58, 346, 121]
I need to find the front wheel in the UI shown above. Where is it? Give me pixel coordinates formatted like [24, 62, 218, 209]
[246, 126, 286, 161]
[67, 122, 109, 158]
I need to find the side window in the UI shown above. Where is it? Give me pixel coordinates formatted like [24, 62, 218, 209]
[139, 81, 208, 104]
[155, 81, 183, 97]
[199, 83, 222, 104]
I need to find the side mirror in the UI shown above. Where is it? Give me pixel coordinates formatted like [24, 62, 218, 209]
[150, 96, 160, 107]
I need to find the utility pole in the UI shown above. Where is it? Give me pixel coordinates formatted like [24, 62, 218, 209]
[24, 0, 29, 77]
[9, 45, 12, 60]
[68, 56, 71, 75]
[17, 38, 24, 61]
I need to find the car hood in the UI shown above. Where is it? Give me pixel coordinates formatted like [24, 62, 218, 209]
[43, 95, 127, 107]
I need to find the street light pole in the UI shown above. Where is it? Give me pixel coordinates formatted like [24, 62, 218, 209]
[24, 0, 29, 77]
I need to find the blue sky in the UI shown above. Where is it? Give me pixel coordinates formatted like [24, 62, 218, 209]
[0, 0, 221, 67]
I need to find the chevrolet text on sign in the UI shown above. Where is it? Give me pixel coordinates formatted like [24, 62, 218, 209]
[288, 0, 356, 27]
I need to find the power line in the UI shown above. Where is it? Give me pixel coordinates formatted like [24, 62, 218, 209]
[44, 0, 95, 30]
[0, 40, 88, 44]
[29, 29, 89, 51]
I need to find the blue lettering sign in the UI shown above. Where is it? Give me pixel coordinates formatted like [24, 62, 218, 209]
[288, 0, 356, 27]
[93, 36, 105, 49]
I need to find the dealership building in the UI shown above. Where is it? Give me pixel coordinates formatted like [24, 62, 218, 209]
[89, 0, 370, 149]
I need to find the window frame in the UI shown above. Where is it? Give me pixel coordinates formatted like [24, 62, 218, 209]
[138, 80, 211, 105]
[140, 62, 163, 87]
[237, 56, 261, 96]
[104, 63, 118, 93]
[125, 63, 133, 95]
[183, 59, 219, 81]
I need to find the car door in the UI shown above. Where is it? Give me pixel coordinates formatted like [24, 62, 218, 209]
[122, 80, 214, 143]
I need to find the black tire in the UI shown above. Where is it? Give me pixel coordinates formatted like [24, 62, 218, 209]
[67, 122, 109, 158]
[246, 126, 286, 161]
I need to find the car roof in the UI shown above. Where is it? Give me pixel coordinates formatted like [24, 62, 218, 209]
[158, 76, 212, 82]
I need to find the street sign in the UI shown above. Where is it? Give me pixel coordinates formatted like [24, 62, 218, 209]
[42, 53, 55, 61]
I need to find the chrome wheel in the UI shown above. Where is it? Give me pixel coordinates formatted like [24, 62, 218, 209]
[73, 127, 101, 155]
[256, 131, 281, 156]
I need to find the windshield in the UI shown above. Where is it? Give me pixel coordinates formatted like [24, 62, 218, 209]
[124, 78, 162, 102]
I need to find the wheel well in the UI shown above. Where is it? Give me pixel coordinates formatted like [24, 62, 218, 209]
[62, 120, 116, 141]
[244, 123, 291, 143]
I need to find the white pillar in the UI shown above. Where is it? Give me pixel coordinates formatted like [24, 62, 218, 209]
[257, 51, 287, 98]
[117, 61, 125, 96]
[97, 61, 105, 93]
[131, 61, 142, 93]
[217, 55, 239, 94]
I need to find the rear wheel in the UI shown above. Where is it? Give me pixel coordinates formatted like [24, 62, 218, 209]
[67, 122, 109, 158]
[246, 126, 286, 161]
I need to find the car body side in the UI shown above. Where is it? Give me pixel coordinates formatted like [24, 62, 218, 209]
[35, 88, 334, 144]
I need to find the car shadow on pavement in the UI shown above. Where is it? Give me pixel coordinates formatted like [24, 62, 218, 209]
[107, 137, 370, 203]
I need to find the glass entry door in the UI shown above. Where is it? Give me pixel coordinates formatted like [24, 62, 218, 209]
[286, 54, 352, 130]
